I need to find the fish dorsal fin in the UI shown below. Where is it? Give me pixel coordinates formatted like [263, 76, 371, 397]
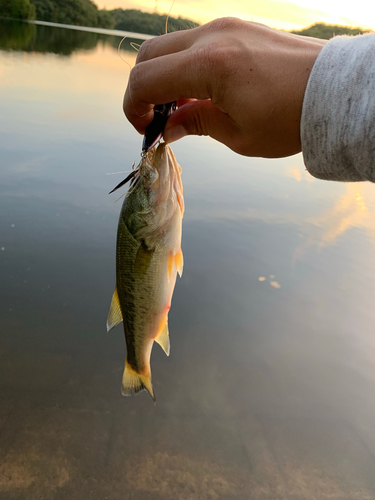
[155, 319, 170, 356]
[106, 287, 123, 332]
[175, 249, 183, 277]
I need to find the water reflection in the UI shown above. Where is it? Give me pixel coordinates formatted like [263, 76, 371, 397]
[0, 19, 36, 50]
[292, 183, 375, 260]
[0, 19, 143, 55]
[1, 19, 375, 500]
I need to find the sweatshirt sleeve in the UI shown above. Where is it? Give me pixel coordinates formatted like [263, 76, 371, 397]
[301, 33, 375, 182]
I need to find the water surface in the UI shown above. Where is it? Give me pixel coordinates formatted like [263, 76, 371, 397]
[1, 19, 375, 500]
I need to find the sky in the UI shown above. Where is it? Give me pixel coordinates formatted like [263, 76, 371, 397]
[96, 0, 375, 31]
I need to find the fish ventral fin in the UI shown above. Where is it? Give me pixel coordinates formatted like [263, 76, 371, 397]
[155, 318, 170, 356]
[175, 249, 183, 277]
[167, 249, 183, 280]
[122, 360, 155, 402]
[106, 287, 123, 332]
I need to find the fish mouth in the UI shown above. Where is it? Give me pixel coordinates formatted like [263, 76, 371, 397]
[108, 143, 182, 203]
[108, 146, 157, 195]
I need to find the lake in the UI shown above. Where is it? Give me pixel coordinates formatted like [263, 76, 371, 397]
[1, 18, 375, 500]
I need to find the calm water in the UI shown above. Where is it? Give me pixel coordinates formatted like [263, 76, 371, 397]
[1, 19, 375, 500]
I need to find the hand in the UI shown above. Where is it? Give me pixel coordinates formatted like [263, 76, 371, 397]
[123, 17, 327, 158]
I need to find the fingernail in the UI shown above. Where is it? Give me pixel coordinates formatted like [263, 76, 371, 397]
[164, 125, 188, 144]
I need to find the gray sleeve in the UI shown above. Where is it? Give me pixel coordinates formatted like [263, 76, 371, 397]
[301, 33, 375, 182]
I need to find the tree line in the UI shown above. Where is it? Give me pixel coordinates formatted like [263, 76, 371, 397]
[0, 0, 371, 38]
[291, 22, 370, 39]
[0, 0, 200, 34]
[0, 17, 145, 55]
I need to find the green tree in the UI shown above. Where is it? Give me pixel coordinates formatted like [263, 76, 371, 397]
[30, 0, 54, 21]
[5, 0, 200, 33]
[109, 8, 199, 36]
[291, 22, 370, 39]
[98, 8, 114, 29]
[32, 0, 99, 27]
[0, 0, 35, 19]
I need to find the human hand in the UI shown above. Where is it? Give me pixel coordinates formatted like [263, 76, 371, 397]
[123, 18, 327, 158]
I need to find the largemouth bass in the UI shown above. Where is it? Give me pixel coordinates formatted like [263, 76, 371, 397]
[107, 143, 184, 401]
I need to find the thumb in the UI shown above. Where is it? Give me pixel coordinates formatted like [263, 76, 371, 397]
[163, 99, 239, 149]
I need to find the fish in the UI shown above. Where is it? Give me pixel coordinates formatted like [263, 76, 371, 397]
[107, 143, 184, 401]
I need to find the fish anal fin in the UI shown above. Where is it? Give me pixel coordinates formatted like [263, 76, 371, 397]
[175, 249, 183, 277]
[122, 360, 155, 402]
[106, 287, 123, 332]
[155, 316, 170, 356]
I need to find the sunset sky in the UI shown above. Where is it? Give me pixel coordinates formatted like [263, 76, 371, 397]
[96, 0, 375, 31]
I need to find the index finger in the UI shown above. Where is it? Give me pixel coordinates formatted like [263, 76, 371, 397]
[123, 49, 212, 134]
[135, 27, 198, 64]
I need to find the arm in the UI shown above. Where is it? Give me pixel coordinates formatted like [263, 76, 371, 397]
[301, 33, 375, 182]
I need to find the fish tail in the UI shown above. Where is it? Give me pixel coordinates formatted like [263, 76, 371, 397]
[121, 360, 155, 402]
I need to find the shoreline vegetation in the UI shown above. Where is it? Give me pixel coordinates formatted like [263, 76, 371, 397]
[291, 23, 371, 38]
[0, 0, 200, 36]
[0, 0, 372, 39]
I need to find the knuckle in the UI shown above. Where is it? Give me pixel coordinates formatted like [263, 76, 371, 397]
[203, 17, 244, 33]
[136, 38, 154, 63]
[128, 63, 143, 90]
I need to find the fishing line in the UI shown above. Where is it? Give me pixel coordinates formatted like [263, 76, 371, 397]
[165, 0, 176, 34]
[130, 42, 141, 52]
[106, 170, 132, 176]
[117, 0, 175, 64]
[110, 1, 176, 188]
[114, 192, 127, 203]
[116, 34, 141, 121]
[107, 162, 135, 176]
[117, 35, 132, 69]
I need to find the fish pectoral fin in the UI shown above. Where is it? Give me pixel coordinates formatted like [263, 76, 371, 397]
[155, 319, 170, 356]
[175, 249, 183, 277]
[134, 241, 155, 276]
[106, 287, 123, 332]
[122, 360, 155, 402]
